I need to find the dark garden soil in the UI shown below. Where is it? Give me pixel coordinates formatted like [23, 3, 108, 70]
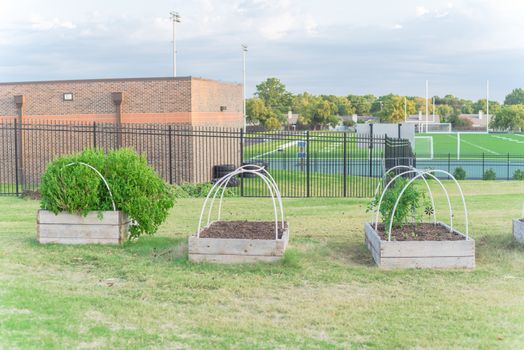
[199, 221, 287, 240]
[375, 223, 465, 241]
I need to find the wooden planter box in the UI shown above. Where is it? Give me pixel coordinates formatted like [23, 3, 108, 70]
[513, 219, 524, 244]
[364, 222, 475, 269]
[188, 223, 290, 263]
[37, 210, 129, 244]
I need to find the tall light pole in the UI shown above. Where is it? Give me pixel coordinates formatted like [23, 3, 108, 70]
[170, 11, 181, 77]
[242, 44, 248, 130]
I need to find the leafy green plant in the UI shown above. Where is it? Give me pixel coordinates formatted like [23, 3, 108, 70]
[173, 182, 238, 198]
[40, 148, 175, 239]
[483, 168, 496, 180]
[453, 167, 466, 180]
[368, 177, 424, 229]
[513, 169, 524, 180]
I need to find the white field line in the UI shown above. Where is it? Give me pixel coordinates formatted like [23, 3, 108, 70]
[453, 135, 500, 155]
[492, 135, 524, 144]
[252, 140, 300, 159]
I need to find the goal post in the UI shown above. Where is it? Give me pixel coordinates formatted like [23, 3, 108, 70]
[414, 136, 434, 160]
[413, 122, 452, 133]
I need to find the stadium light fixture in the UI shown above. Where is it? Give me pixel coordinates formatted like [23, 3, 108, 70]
[170, 11, 181, 77]
[242, 44, 248, 131]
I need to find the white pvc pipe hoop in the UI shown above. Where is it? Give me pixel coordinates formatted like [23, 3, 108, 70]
[205, 165, 283, 231]
[370, 165, 437, 225]
[380, 169, 469, 241]
[197, 165, 285, 240]
[63, 162, 116, 211]
[373, 169, 453, 235]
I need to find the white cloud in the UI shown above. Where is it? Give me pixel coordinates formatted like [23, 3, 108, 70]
[416, 6, 430, 16]
[30, 16, 76, 31]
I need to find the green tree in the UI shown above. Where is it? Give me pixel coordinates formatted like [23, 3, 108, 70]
[347, 95, 376, 115]
[246, 97, 280, 129]
[504, 88, 524, 105]
[436, 104, 453, 120]
[490, 105, 524, 131]
[321, 95, 354, 116]
[311, 100, 339, 129]
[255, 77, 293, 115]
[378, 95, 406, 122]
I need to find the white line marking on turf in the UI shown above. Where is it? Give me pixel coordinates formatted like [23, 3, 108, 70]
[492, 135, 524, 144]
[458, 137, 500, 155]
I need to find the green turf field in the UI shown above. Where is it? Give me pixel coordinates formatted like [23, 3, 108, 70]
[244, 132, 381, 160]
[415, 133, 524, 159]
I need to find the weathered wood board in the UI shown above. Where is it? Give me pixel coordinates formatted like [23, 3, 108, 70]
[513, 219, 524, 244]
[37, 210, 129, 244]
[364, 222, 475, 269]
[188, 223, 289, 263]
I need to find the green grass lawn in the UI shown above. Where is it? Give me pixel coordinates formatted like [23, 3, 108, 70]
[415, 133, 524, 159]
[1, 181, 524, 348]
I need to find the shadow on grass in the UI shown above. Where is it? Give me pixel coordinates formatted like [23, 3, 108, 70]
[324, 239, 375, 267]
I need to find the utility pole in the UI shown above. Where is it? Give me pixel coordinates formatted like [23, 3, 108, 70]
[242, 44, 248, 131]
[425, 80, 429, 133]
[486, 80, 490, 133]
[170, 11, 181, 77]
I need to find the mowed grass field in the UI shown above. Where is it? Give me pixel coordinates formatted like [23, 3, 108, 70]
[1, 181, 524, 348]
[415, 133, 524, 159]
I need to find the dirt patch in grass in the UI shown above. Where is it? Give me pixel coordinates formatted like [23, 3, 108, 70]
[375, 223, 465, 241]
[199, 221, 287, 240]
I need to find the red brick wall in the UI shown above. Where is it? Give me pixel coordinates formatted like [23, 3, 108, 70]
[0, 77, 243, 127]
[191, 77, 243, 128]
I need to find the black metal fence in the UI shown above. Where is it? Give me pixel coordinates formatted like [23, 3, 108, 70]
[0, 121, 412, 198]
[416, 153, 524, 180]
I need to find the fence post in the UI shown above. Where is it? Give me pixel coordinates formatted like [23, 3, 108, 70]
[507, 152, 510, 180]
[14, 120, 19, 196]
[306, 130, 310, 197]
[369, 124, 374, 178]
[343, 132, 347, 197]
[240, 128, 244, 197]
[482, 153, 485, 177]
[448, 152, 451, 179]
[168, 125, 173, 184]
[93, 122, 97, 148]
[398, 123, 401, 139]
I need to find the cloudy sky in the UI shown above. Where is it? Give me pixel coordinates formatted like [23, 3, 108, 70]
[1, 0, 523, 101]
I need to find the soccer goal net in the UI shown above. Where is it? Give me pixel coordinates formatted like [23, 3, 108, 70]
[414, 136, 433, 160]
[415, 123, 452, 133]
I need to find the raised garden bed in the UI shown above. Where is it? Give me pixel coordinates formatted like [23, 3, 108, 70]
[37, 210, 129, 245]
[513, 219, 524, 244]
[364, 222, 475, 269]
[366, 166, 475, 269]
[189, 221, 289, 263]
[37, 149, 174, 245]
[189, 165, 289, 263]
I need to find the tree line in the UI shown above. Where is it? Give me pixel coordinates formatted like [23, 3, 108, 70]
[247, 77, 524, 131]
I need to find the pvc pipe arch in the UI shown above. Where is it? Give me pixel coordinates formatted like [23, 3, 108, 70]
[197, 165, 285, 240]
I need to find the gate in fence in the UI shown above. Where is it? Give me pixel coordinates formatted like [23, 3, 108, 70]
[0, 121, 413, 198]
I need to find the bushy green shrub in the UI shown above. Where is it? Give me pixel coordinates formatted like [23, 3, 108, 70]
[483, 168, 496, 180]
[40, 148, 175, 239]
[514, 169, 524, 180]
[173, 182, 238, 198]
[453, 167, 466, 180]
[369, 177, 424, 228]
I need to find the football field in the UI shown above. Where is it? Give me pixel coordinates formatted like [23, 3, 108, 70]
[414, 133, 524, 159]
